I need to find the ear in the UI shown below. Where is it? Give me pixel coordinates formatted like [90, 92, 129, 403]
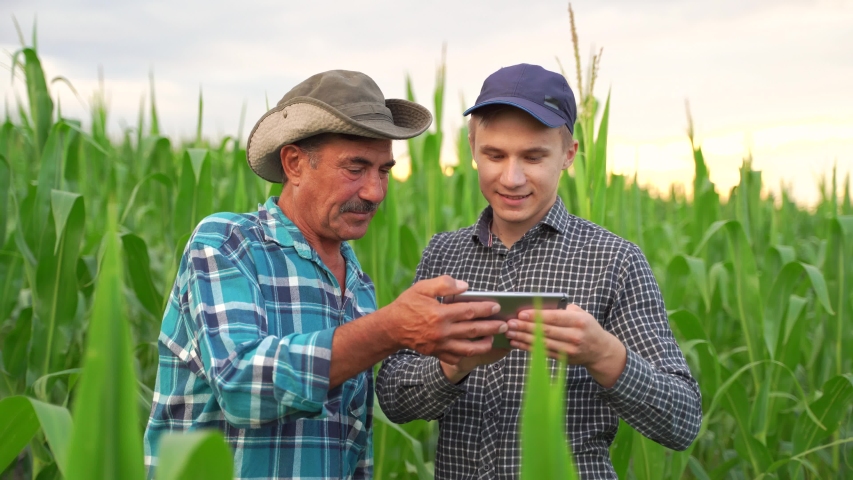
[280, 145, 305, 186]
[563, 139, 579, 170]
[468, 132, 477, 164]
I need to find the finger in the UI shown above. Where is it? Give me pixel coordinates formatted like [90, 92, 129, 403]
[442, 337, 495, 357]
[508, 340, 572, 361]
[507, 320, 577, 343]
[442, 301, 501, 322]
[505, 330, 576, 354]
[447, 320, 508, 339]
[516, 307, 582, 326]
[413, 275, 468, 297]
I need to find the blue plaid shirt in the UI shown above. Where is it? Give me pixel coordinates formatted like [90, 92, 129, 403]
[144, 197, 376, 479]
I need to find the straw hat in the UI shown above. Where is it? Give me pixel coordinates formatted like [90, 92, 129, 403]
[246, 70, 433, 183]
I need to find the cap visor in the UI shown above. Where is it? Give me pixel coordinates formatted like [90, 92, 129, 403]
[463, 97, 566, 128]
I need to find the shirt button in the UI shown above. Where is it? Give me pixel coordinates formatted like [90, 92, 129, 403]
[492, 362, 502, 370]
[485, 411, 495, 418]
[482, 464, 492, 471]
[506, 259, 514, 267]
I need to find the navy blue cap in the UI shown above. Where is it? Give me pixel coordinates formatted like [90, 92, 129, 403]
[464, 63, 577, 134]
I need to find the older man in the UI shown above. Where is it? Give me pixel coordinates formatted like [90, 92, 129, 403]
[376, 64, 702, 479]
[143, 70, 506, 480]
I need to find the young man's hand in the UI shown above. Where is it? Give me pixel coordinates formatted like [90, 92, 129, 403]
[439, 347, 512, 384]
[504, 304, 627, 388]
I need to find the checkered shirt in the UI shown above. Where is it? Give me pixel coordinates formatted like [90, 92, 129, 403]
[144, 197, 376, 480]
[376, 197, 702, 479]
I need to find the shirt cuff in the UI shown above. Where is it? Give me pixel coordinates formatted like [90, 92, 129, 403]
[595, 348, 654, 412]
[420, 356, 468, 402]
[274, 327, 339, 414]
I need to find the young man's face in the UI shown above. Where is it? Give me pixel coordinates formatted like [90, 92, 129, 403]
[470, 108, 577, 233]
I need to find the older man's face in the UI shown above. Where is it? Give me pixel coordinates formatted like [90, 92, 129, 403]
[295, 136, 394, 244]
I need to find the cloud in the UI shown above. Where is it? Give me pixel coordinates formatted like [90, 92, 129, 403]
[1, 0, 851, 204]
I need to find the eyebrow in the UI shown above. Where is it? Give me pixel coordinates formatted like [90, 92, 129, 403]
[479, 145, 551, 155]
[345, 157, 397, 168]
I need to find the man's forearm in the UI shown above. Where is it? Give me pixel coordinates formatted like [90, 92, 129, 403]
[329, 309, 400, 388]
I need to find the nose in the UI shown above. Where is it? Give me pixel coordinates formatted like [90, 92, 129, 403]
[360, 170, 387, 204]
[500, 158, 526, 188]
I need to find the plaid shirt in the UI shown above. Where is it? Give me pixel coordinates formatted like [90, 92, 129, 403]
[144, 197, 376, 480]
[376, 197, 702, 480]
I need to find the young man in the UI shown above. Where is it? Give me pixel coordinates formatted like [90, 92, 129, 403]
[376, 64, 702, 479]
[143, 70, 508, 480]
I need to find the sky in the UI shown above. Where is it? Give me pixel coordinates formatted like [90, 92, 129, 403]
[1, 0, 852, 206]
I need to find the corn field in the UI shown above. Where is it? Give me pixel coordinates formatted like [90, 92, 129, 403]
[1, 34, 852, 480]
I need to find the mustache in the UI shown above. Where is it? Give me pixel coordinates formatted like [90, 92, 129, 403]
[340, 199, 380, 214]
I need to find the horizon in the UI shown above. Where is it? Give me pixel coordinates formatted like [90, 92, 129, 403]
[2, 0, 851, 207]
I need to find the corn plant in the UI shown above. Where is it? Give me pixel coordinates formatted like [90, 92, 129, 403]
[1, 16, 852, 479]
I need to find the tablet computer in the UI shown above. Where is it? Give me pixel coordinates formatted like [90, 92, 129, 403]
[443, 291, 569, 348]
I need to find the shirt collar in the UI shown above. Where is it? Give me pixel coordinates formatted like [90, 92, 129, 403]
[472, 196, 571, 247]
[258, 197, 364, 272]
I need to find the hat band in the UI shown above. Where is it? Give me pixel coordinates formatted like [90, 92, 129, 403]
[337, 102, 393, 122]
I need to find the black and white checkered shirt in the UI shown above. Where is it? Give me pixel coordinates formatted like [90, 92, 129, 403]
[376, 197, 702, 479]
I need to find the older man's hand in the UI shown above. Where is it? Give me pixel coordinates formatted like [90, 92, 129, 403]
[504, 304, 627, 388]
[384, 275, 507, 366]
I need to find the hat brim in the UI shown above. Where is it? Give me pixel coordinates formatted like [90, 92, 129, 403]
[247, 96, 432, 183]
[463, 97, 567, 129]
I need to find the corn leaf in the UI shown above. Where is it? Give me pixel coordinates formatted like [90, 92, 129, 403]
[631, 429, 665, 480]
[65, 203, 145, 480]
[791, 374, 853, 456]
[0, 396, 39, 472]
[156, 431, 233, 480]
[30, 190, 84, 381]
[0, 154, 9, 245]
[0, 396, 72, 475]
[121, 233, 163, 318]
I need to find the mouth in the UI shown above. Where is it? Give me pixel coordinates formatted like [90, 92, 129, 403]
[497, 192, 532, 203]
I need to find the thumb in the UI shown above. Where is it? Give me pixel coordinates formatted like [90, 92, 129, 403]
[414, 275, 468, 298]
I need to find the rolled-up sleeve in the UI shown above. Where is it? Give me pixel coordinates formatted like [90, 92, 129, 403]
[187, 241, 340, 428]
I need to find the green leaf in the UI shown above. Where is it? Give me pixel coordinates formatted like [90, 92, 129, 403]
[21, 48, 54, 156]
[0, 396, 72, 475]
[173, 150, 212, 238]
[399, 225, 420, 272]
[0, 396, 39, 472]
[791, 374, 853, 456]
[0, 235, 24, 324]
[155, 431, 233, 480]
[631, 430, 665, 480]
[664, 255, 709, 310]
[3, 307, 32, 381]
[670, 310, 720, 408]
[121, 233, 163, 318]
[28, 399, 73, 475]
[521, 312, 551, 479]
[30, 190, 85, 381]
[50, 190, 82, 254]
[374, 406, 431, 480]
[520, 309, 577, 480]
[0, 154, 9, 245]
[609, 420, 633, 479]
[765, 261, 834, 359]
[65, 203, 145, 480]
